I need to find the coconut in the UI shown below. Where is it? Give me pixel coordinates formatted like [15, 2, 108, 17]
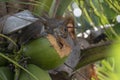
[19, 64, 52, 80]
[0, 57, 7, 66]
[23, 34, 71, 70]
[0, 67, 14, 80]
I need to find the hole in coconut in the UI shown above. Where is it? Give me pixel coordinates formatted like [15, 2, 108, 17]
[56, 37, 64, 49]
[47, 34, 71, 58]
[57, 41, 63, 49]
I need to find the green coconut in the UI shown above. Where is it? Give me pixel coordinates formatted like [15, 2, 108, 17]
[0, 67, 14, 80]
[23, 34, 71, 70]
[19, 64, 52, 80]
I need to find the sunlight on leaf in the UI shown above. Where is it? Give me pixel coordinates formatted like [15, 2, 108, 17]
[96, 38, 120, 80]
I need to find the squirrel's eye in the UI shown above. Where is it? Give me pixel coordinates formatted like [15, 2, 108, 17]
[64, 28, 67, 32]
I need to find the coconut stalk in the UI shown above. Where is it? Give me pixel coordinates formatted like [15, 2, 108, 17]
[75, 41, 112, 70]
[49, 0, 61, 17]
[32, 0, 53, 16]
[55, 0, 73, 16]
